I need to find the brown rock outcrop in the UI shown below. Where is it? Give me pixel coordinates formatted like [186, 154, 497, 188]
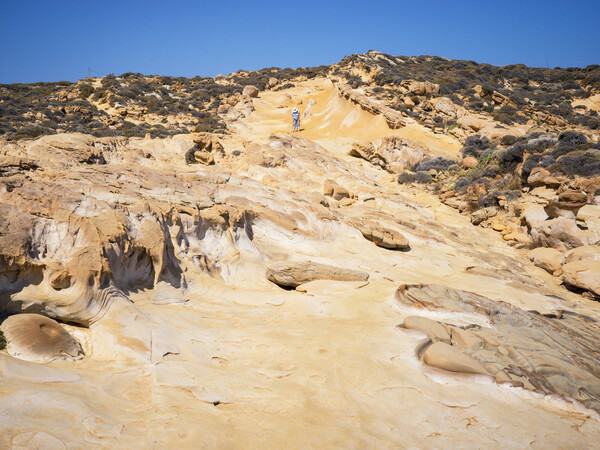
[349, 136, 429, 173]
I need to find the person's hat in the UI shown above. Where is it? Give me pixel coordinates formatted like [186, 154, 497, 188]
[292, 108, 298, 112]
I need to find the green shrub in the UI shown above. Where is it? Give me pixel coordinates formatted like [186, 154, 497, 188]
[0, 330, 6, 350]
[79, 83, 95, 98]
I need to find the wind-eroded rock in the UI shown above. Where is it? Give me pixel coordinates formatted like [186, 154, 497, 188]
[352, 220, 410, 250]
[396, 284, 600, 412]
[349, 136, 429, 174]
[562, 260, 600, 297]
[421, 342, 491, 376]
[0, 314, 84, 364]
[266, 261, 369, 288]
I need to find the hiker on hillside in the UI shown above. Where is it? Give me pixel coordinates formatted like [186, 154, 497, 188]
[292, 107, 300, 132]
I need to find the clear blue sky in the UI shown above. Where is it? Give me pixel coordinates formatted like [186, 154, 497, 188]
[1, 0, 599, 84]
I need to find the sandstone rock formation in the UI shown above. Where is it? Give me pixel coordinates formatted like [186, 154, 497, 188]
[0, 314, 84, 363]
[0, 65, 599, 447]
[266, 261, 369, 288]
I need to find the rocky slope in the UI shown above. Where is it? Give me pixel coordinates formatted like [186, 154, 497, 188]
[0, 54, 600, 447]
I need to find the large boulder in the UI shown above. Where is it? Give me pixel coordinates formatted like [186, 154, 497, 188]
[242, 85, 259, 98]
[0, 314, 84, 364]
[522, 204, 549, 229]
[577, 205, 600, 232]
[266, 261, 369, 288]
[528, 247, 565, 273]
[562, 260, 600, 297]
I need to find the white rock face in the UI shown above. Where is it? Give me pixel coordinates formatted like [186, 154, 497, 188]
[0, 78, 599, 447]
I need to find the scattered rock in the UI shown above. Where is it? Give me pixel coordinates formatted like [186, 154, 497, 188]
[352, 220, 410, 250]
[470, 206, 498, 225]
[562, 260, 600, 297]
[323, 179, 351, 201]
[266, 261, 369, 288]
[461, 156, 478, 169]
[529, 247, 565, 274]
[565, 245, 600, 264]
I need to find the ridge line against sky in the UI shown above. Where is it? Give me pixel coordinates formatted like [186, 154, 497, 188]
[1, 0, 599, 84]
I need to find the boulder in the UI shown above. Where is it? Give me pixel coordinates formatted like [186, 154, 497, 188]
[531, 217, 600, 249]
[0, 314, 84, 364]
[470, 206, 498, 225]
[353, 220, 410, 250]
[577, 205, 600, 232]
[565, 245, 600, 264]
[242, 85, 259, 98]
[562, 260, 600, 297]
[461, 156, 478, 169]
[421, 342, 490, 375]
[266, 261, 369, 288]
[528, 247, 565, 273]
[430, 97, 464, 119]
[323, 179, 350, 201]
[522, 204, 549, 229]
[527, 167, 551, 187]
[268, 77, 278, 88]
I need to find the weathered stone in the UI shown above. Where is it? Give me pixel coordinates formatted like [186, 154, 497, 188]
[323, 179, 350, 201]
[402, 316, 451, 342]
[565, 245, 600, 264]
[242, 85, 259, 97]
[529, 247, 565, 274]
[266, 261, 369, 288]
[422, 342, 490, 375]
[353, 220, 410, 250]
[0, 314, 84, 364]
[562, 260, 600, 296]
[461, 156, 478, 169]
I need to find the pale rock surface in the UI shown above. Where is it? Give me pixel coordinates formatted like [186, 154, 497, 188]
[562, 260, 600, 296]
[0, 314, 84, 363]
[529, 247, 565, 273]
[565, 245, 600, 263]
[422, 342, 491, 375]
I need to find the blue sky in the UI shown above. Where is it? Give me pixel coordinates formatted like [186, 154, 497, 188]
[1, 0, 599, 83]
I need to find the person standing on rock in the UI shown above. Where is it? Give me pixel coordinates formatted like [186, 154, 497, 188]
[292, 107, 300, 132]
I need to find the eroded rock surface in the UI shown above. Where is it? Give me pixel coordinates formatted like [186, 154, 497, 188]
[266, 261, 369, 288]
[396, 284, 600, 413]
[0, 314, 84, 363]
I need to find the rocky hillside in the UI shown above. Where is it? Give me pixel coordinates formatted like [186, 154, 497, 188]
[1, 53, 600, 446]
